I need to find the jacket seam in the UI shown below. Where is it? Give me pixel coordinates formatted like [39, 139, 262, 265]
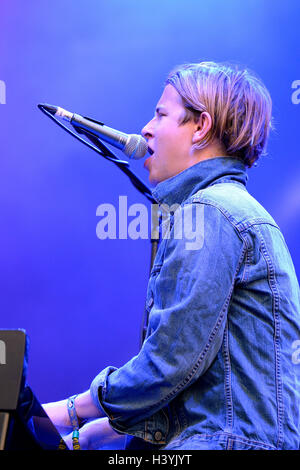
[186, 198, 249, 244]
[189, 193, 280, 234]
[255, 225, 284, 449]
[239, 233, 252, 284]
[222, 320, 234, 434]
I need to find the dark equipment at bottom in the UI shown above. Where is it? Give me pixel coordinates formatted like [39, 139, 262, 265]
[0, 329, 67, 450]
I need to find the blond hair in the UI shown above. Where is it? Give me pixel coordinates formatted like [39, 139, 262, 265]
[166, 61, 273, 168]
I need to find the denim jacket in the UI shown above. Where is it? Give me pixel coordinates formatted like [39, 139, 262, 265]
[90, 157, 300, 450]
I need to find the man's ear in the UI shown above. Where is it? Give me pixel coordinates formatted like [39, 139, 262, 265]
[192, 112, 212, 144]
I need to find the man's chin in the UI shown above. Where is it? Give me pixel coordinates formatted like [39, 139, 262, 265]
[148, 172, 163, 187]
[149, 170, 173, 187]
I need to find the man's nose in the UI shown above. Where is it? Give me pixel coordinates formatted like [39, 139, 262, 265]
[141, 119, 154, 139]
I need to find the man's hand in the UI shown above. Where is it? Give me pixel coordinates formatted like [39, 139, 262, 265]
[43, 398, 71, 429]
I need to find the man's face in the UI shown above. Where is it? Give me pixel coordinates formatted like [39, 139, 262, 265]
[142, 84, 198, 186]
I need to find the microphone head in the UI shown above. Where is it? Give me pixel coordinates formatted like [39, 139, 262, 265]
[124, 134, 148, 159]
[38, 104, 73, 122]
[38, 103, 58, 115]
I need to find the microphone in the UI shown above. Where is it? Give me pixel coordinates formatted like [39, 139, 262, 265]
[39, 104, 148, 159]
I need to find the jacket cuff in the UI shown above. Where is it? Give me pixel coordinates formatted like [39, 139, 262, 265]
[89, 366, 118, 417]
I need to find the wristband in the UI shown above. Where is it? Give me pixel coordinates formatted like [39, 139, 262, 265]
[67, 394, 81, 450]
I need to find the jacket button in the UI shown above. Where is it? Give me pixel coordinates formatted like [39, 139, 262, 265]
[154, 431, 163, 441]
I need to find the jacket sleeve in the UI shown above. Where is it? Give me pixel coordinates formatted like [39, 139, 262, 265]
[90, 202, 245, 433]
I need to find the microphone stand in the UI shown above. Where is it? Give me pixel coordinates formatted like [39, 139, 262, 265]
[38, 104, 160, 347]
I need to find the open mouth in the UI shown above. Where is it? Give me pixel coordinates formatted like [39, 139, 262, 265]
[148, 146, 154, 156]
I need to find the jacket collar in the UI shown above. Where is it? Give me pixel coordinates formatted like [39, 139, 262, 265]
[151, 156, 248, 207]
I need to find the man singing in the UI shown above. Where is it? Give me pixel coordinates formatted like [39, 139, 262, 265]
[44, 61, 300, 450]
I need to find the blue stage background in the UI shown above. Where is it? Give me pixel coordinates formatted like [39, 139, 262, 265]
[0, 0, 299, 403]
